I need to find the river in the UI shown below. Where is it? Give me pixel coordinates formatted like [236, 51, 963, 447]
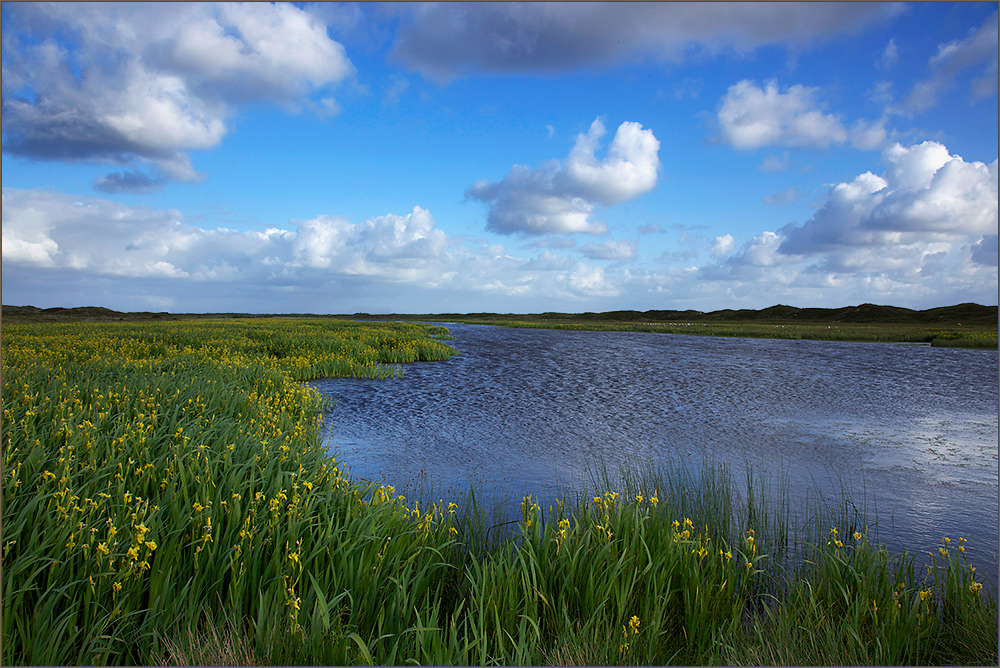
[312, 322, 999, 586]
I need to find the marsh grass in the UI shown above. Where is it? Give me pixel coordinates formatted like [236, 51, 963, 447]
[3, 319, 996, 665]
[462, 318, 999, 349]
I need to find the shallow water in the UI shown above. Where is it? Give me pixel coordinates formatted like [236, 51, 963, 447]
[312, 323, 999, 585]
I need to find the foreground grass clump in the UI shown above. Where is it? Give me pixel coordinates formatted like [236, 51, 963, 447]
[3, 319, 996, 665]
[2, 319, 457, 665]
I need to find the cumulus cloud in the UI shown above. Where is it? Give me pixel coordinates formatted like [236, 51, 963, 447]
[780, 142, 997, 260]
[717, 80, 848, 150]
[1, 2, 353, 186]
[390, 2, 902, 82]
[718, 80, 890, 152]
[0, 188, 465, 288]
[1, 188, 646, 312]
[900, 11, 998, 114]
[711, 234, 736, 258]
[466, 118, 660, 235]
[704, 141, 998, 299]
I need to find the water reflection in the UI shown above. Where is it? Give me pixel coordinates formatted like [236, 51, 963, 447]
[312, 323, 999, 585]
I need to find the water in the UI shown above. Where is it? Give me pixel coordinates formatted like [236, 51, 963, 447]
[312, 323, 999, 585]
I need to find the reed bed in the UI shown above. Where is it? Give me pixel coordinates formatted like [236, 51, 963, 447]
[2, 319, 996, 665]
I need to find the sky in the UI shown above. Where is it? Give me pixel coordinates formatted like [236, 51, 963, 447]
[2, 2, 997, 314]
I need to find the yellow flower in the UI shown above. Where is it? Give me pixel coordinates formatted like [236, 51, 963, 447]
[635, 494, 643, 503]
[145, 541, 157, 551]
[970, 582, 983, 594]
[853, 532, 862, 541]
[112, 581, 122, 593]
[193, 502, 204, 512]
[920, 590, 932, 602]
[629, 615, 640, 633]
[939, 547, 947, 556]
[97, 542, 110, 556]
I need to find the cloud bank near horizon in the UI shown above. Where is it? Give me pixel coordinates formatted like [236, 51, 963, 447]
[4, 140, 995, 313]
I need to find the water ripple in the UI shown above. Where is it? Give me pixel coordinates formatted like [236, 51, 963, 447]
[312, 323, 999, 581]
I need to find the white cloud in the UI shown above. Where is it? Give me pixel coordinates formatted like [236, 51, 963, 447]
[1, 2, 354, 187]
[0, 188, 645, 312]
[849, 117, 889, 150]
[717, 80, 847, 150]
[711, 234, 735, 258]
[467, 118, 660, 235]
[578, 239, 638, 260]
[706, 141, 998, 297]
[520, 251, 575, 271]
[565, 264, 618, 297]
[390, 3, 902, 83]
[900, 11, 998, 115]
[564, 120, 661, 204]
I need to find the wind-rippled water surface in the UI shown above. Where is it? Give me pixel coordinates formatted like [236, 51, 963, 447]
[313, 323, 999, 582]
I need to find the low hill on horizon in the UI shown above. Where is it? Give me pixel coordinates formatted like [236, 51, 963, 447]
[2, 302, 997, 327]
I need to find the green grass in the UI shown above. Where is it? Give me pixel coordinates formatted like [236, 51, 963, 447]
[457, 318, 999, 348]
[3, 319, 996, 665]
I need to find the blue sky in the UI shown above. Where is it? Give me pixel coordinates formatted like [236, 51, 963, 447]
[2, 2, 997, 314]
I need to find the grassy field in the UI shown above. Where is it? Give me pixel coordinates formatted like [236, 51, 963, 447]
[2, 319, 996, 665]
[5, 301, 998, 348]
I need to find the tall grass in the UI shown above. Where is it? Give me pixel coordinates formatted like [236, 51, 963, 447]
[3, 319, 995, 665]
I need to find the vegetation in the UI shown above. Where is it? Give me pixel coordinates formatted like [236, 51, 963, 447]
[4, 301, 997, 348]
[2, 319, 996, 665]
[451, 302, 998, 349]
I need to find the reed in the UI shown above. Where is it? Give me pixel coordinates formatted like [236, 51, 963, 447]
[2, 319, 995, 665]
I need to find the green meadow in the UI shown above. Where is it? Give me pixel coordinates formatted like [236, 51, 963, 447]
[449, 302, 998, 349]
[1, 319, 996, 665]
